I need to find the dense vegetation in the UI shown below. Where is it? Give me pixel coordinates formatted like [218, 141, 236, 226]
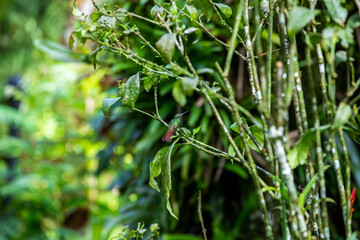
[1, 0, 360, 239]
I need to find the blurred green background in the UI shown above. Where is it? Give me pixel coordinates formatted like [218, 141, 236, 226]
[1, 0, 360, 239]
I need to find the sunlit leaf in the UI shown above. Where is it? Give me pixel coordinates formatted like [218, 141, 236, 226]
[186, 5, 198, 19]
[156, 33, 176, 62]
[119, 73, 140, 109]
[288, 7, 320, 36]
[192, 126, 201, 136]
[72, 0, 83, 17]
[214, 3, 232, 18]
[102, 97, 121, 118]
[183, 27, 198, 35]
[323, 0, 348, 26]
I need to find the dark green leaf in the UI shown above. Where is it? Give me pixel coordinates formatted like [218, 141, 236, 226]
[156, 33, 176, 62]
[323, 0, 347, 25]
[288, 7, 320, 36]
[172, 80, 187, 106]
[119, 73, 140, 109]
[305, 32, 322, 49]
[194, 0, 213, 22]
[247, 125, 264, 153]
[214, 3, 232, 18]
[333, 103, 352, 129]
[149, 146, 170, 192]
[102, 97, 121, 118]
[287, 131, 315, 169]
[162, 138, 180, 219]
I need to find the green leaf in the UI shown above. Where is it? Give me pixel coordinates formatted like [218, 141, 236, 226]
[186, 5, 198, 19]
[143, 75, 157, 92]
[156, 33, 176, 62]
[305, 32, 322, 49]
[180, 127, 191, 138]
[214, 3, 232, 18]
[298, 174, 318, 211]
[194, 0, 213, 22]
[333, 103, 352, 129]
[90, 10, 102, 23]
[102, 97, 121, 118]
[183, 27, 198, 35]
[180, 77, 198, 96]
[247, 125, 264, 153]
[72, 0, 83, 17]
[287, 131, 315, 169]
[172, 80, 187, 106]
[192, 126, 201, 136]
[119, 73, 140, 109]
[287, 126, 331, 169]
[323, 0, 348, 26]
[89, 48, 100, 69]
[151, 5, 165, 19]
[34, 39, 85, 62]
[68, 35, 75, 49]
[97, 15, 116, 29]
[149, 146, 170, 192]
[288, 7, 320, 36]
[162, 138, 180, 219]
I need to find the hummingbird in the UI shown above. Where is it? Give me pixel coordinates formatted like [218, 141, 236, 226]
[162, 111, 189, 142]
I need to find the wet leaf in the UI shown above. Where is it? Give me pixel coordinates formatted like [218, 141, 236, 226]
[156, 33, 176, 62]
[102, 97, 121, 118]
[288, 7, 320, 36]
[214, 3, 232, 18]
[119, 73, 140, 109]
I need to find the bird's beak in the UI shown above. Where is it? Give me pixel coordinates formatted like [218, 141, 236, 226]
[180, 111, 189, 116]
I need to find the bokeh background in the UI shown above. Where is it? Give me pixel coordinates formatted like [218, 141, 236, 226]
[1, 0, 360, 239]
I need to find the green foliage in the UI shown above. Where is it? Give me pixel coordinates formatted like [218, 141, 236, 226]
[287, 7, 320, 36]
[119, 73, 141, 109]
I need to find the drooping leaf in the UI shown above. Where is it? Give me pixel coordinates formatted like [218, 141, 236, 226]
[149, 146, 170, 192]
[162, 138, 180, 219]
[333, 103, 352, 129]
[102, 97, 121, 118]
[156, 33, 176, 62]
[323, 0, 348, 26]
[194, 0, 213, 22]
[214, 3, 232, 18]
[72, 0, 83, 17]
[288, 7, 320, 36]
[172, 80, 187, 106]
[119, 73, 140, 109]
